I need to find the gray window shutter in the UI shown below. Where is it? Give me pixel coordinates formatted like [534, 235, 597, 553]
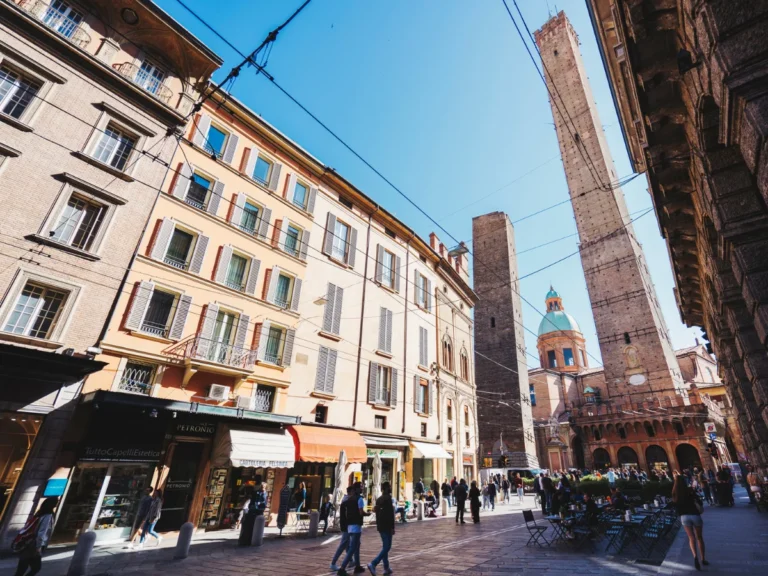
[390, 368, 398, 408]
[215, 245, 233, 285]
[208, 180, 224, 216]
[394, 255, 401, 292]
[268, 163, 282, 191]
[332, 285, 343, 335]
[234, 313, 249, 351]
[426, 278, 432, 311]
[282, 328, 295, 366]
[256, 322, 270, 361]
[323, 213, 336, 256]
[150, 218, 174, 262]
[125, 281, 154, 330]
[266, 266, 280, 304]
[299, 230, 310, 261]
[322, 283, 336, 332]
[307, 187, 317, 214]
[375, 245, 384, 283]
[245, 147, 258, 177]
[326, 349, 338, 393]
[378, 307, 387, 351]
[290, 278, 302, 312]
[258, 207, 271, 240]
[285, 173, 297, 201]
[413, 374, 420, 413]
[385, 309, 393, 354]
[172, 163, 192, 199]
[414, 269, 420, 304]
[315, 346, 329, 392]
[347, 227, 358, 268]
[368, 362, 378, 403]
[189, 234, 209, 275]
[245, 258, 261, 296]
[192, 113, 211, 148]
[169, 294, 192, 340]
[420, 327, 428, 367]
[231, 192, 246, 225]
[222, 133, 239, 164]
[197, 303, 219, 358]
[429, 381, 435, 416]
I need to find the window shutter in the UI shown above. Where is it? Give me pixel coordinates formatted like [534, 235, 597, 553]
[390, 368, 398, 408]
[426, 278, 432, 311]
[233, 314, 249, 351]
[125, 281, 154, 330]
[429, 381, 435, 416]
[413, 374, 420, 413]
[332, 285, 343, 335]
[150, 218, 174, 262]
[268, 163, 282, 191]
[307, 187, 317, 214]
[368, 362, 378, 403]
[279, 219, 289, 252]
[168, 294, 192, 340]
[271, 219, 283, 248]
[347, 227, 358, 268]
[255, 321, 269, 361]
[230, 192, 246, 225]
[192, 113, 211, 148]
[414, 269, 419, 304]
[326, 349, 338, 394]
[239, 147, 251, 174]
[188, 234, 209, 275]
[266, 266, 280, 304]
[172, 162, 192, 199]
[394, 255, 402, 292]
[196, 303, 219, 358]
[222, 133, 239, 164]
[245, 147, 258, 177]
[207, 180, 224, 216]
[258, 207, 271, 240]
[299, 230, 310, 261]
[282, 328, 295, 366]
[419, 327, 428, 366]
[322, 283, 336, 332]
[375, 245, 384, 283]
[215, 245, 233, 285]
[285, 173, 297, 201]
[385, 309, 393, 354]
[322, 213, 336, 256]
[378, 307, 387, 351]
[315, 346, 329, 392]
[245, 258, 261, 296]
[290, 278, 302, 312]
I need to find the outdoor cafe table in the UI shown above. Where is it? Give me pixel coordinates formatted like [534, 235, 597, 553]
[605, 516, 646, 553]
[545, 515, 569, 544]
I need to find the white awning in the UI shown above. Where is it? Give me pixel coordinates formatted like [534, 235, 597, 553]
[212, 425, 295, 469]
[411, 441, 452, 459]
[361, 435, 410, 448]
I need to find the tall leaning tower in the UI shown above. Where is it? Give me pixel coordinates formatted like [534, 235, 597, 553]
[534, 13, 685, 398]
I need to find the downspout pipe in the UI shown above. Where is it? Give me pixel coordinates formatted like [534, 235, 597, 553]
[401, 233, 415, 434]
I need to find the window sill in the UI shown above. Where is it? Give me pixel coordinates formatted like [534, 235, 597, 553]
[0, 331, 63, 349]
[72, 151, 135, 182]
[318, 331, 342, 342]
[128, 330, 173, 344]
[326, 254, 353, 269]
[375, 350, 393, 359]
[25, 234, 101, 261]
[257, 361, 286, 372]
[311, 390, 336, 400]
[375, 281, 399, 295]
[0, 113, 33, 132]
[370, 402, 394, 411]
[417, 364, 429, 373]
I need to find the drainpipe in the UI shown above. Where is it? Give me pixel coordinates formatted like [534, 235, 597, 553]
[401, 234, 414, 434]
[352, 208, 378, 427]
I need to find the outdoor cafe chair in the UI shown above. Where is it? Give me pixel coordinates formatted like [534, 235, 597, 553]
[523, 509, 550, 547]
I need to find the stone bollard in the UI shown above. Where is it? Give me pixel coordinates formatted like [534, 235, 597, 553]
[416, 501, 424, 521]
[251, 514, 265, 546]
[66, 531, 96, 576]
[174, 522, 194, 560]
[308, 511, 320, 538]
[441, 499, 448, 517]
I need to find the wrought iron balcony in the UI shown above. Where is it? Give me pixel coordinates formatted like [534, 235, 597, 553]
[117, 364, 154, 396]
[113, 62, 173, 104]
[167, 335, 257, 370]
[21, 0, 92, 49]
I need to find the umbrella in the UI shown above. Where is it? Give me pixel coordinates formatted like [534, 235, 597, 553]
[372, 452, 382, 501]
[332, 449, 347, 530]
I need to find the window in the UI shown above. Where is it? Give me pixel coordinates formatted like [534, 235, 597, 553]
[447, 399, 453, 421]
[380, 248, 395, 288]
[416, 378, 429, 414]
[465, 431, 470, 447]
[264, 326, 285, 365]
[51, 195, 105, 251]
[253, 156, 272, 185]
[141, 289, 176, 337]
[460, 350, 469, 380]
[418, 326, 428, 367]
[274, 273, 293, 309]
[204, 124, 228, 158]
[378, 307, 393, 353]
[92, 123, 136, 171]
[385, 227, 396, 239]
[185, 173, 211, 210]
[118, 361, 155, 395]
[225, 253, 248, 291]
[0, 67, 40, 120]
[375, 415, 386, 430]
[618, 425, 627, 439]
[491, 317, 495, 328]
[3, 282, 66, 339]
[375, 364, 391, 404]
[547, 350, 557, 368]
[447, 426, 453, 444]
[253, 385, 275, 412]
[442, 336, 453, 371]
[339, 196, 354, 210]
[293, 180, 308, 210]
[283, 225, 301, 257]
[464, 406, 469, 427]
[240, 201, 261, 234]
[322, 283, 344, 335]
[41, 1, 83, 39]
[673, 421, 684, 435]
[332, 219, 350, 262]
[644, 422, 656, 438]
[624, 332, 631, 344]
[164, 228, 194, 270]
[529, 384, 536, 406]
[315, 405, 328, 424]
[415, 271, 431, 310]
[134, 61, 166, 96]
[563, 348, 575, 366]
[315, 346, 338, 394]
[420, 423, 427, 438]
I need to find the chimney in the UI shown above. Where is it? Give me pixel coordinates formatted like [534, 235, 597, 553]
[429, 232, 438, 251]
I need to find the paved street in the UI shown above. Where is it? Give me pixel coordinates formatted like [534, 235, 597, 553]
[2, 488, 766, 576]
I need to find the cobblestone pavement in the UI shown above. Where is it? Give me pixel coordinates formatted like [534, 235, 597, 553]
[1, 489, 766, 575]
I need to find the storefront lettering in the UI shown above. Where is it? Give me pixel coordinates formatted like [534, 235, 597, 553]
[235, 459, 292, 468]
[82, 447, 161, 461]
[166, 480, 193, 490]
[175, 422, 216, 435]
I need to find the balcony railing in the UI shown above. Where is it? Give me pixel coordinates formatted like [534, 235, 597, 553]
[225, 279, 245, 292]
[21, 0, 92, 49]
[140, 320, 169, 338]
[167, 335, 257, 370]
[117, 365, 153, 396]
[164, 254, 188, 270]
[113, 62, 173, 104]
[253, 387, 274, 412]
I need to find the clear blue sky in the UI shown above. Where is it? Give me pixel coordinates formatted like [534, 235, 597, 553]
[157, 0, 703, 367]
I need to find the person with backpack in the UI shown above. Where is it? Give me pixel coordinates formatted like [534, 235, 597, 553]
[330, 486, 352, 572]
[127, 487, 153, 548]
[138, 489, 163, 548]
[367, 481, 395, 575]
[337, 482, 369, 575]
[13, 497, 57, 576]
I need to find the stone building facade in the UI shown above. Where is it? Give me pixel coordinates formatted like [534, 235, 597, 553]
[586, 0, 768, 471]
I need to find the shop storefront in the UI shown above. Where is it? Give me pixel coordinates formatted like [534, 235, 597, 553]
[0, 413, 42, 527]
[411, 441, 452, 496]
[361, 435, 409, 502]
[463, 453, 475, 481]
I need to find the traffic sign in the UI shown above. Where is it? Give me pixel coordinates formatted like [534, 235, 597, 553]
[708, 432, 717, 441]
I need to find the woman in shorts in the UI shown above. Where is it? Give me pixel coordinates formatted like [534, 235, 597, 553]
[672, 475, 708, 571]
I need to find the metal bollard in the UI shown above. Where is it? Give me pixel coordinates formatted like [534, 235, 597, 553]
[251, 514, 265, 546]
[416, 501, 424, 521]
[308, 511, 319, 538]
[66, 531, 96, 576]
[441, 498, 448, 517]
[174, 522, 194, 560]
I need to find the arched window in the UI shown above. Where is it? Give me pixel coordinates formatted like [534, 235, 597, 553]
[442, 335, 453, 371]
[447, 399, 453, 421]
[460, 349, 469, 380]
[644, 422, 656, 437]
[464, 405, 469, 427]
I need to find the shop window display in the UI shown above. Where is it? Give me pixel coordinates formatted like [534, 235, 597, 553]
[0, 413, 42, 526]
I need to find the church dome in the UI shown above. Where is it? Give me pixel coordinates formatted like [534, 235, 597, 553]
[546, 287, 560, 300]
[537, 310, 582, 337]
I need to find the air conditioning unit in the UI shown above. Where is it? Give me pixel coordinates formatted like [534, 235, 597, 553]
[235, 395, 253, 410]
[208, 384, 230, 401]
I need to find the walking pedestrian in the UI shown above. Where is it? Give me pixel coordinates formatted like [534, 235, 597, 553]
[320, 494, 334, 535]
[338, 482, 368, 575]
[127, 487, 153, 548]
[534, 473, 545, 514]
[672, 475, 708, 570]
[330, 486, 352, 572]
[469, 481, 481, 524]
[501, 477, 510, 504]
[607, 468, 616, 488]
[450, 476, 457, 505]
[487, 479, 497, 511]
[514, 473, 524, 504]
[12, 497, 57, 576]
[542, 473, 554, 514]
[441, 478, 452, 509]
[454, 479, 468, 524]
[747, 465, 761, 505]
[414, 478, 425, 501]
[294, 481, 307, 514]
[430, 479, 440, 505]
[367, 481, 395, 575]
[138, 489, 163, 548]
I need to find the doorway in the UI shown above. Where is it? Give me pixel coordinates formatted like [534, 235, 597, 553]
[156, 442, 204, 532]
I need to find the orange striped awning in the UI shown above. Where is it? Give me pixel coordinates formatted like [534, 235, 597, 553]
[288, 425, 368, 463]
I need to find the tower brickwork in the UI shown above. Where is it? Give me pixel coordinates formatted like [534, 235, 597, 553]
[472, 212, 537, 466]
[534, 13, 685, 398]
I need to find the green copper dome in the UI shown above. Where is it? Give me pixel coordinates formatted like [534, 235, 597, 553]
[537, 310, 582, 337]
[546, 286, 560, 300]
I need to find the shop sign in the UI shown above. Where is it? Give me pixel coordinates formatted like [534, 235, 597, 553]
[462, 454, 474, 465]
[82, 447, 161, 462]
[173, 421, 216, 437]
[704, 422, 716, 434]
[367, 449, 400, 459]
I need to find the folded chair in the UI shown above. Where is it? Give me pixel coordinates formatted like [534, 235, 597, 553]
[523, 509, 550, 547]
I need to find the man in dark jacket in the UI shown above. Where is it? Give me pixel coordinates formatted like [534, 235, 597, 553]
[367, 482, 395, 575]
[542, 474, 554, 514]
[338, 483, 368, 575]
[414, 478, 425, 501]
[330, 487, 352, 572]
[487, 480, 497, 511]
[450, 477, 458, 505]
[454, 479, 468, 524]
[441, 478, 452, 509]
